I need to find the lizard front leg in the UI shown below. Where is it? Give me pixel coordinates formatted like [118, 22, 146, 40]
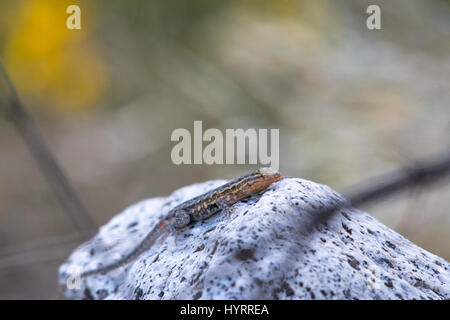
[173, 209, 191, 230]
[216, 196, 235, 219]
[171, 209, 191, 246]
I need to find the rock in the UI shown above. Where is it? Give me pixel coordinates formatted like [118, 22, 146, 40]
[59, 177, 450, 300]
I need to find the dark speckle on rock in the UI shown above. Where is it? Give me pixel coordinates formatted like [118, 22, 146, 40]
[127, 221, 138, 229]
[343, 289, 351, 299]
[377, 257, 394, 269]
[346, 255, 360, 271]
[341, 211, 351, 221]
[83, 288, 94, 300]
[281, 281, 295, 297]
[134, 288, 143, 300]
[234, 248, 257, 262]
[194, 244, 205, 253]
[193, 291, 202, 300]
[96, 289, 108, 300]
[385, 240, 397, 250]
[342, 222, 352, 235]
[384, 278, 394, 288]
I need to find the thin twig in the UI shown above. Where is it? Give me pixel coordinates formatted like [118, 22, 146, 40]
[0, 61, 97, 238]
[0, 233, 83, 273]
[307, 150, 450, 233]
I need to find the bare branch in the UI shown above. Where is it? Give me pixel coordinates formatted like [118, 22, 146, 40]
[307, 150, 450, 233]
[0, 61, 96, 238]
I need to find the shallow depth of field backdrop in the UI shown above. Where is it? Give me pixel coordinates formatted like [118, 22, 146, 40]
[0, 0, 449, 299]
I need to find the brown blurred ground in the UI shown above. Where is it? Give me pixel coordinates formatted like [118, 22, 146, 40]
[0, 0, 449, 299]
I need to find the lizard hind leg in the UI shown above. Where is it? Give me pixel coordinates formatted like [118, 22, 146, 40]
[166, 220, 179, 247]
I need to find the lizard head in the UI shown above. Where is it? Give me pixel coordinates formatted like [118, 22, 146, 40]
[241, 167, 282, 193]
[258, 167, 281, 182]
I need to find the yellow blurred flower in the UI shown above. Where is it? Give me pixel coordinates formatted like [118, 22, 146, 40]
[3, 0, 107, 112]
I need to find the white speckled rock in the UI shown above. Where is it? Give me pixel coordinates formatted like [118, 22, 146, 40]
[59, 178, 450, 300]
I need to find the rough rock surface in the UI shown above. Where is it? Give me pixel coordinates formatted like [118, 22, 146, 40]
[59, 178, 450, 300]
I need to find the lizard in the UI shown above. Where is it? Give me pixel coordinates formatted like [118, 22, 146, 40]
[79, 167, 282, 279]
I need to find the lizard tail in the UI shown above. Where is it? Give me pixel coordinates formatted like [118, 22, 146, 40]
[80, 218, 172, 279]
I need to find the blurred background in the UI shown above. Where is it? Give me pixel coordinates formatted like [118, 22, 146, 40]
[0, 0, 449, 299]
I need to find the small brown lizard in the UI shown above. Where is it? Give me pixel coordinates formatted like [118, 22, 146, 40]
[80, 167, 282, 278]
